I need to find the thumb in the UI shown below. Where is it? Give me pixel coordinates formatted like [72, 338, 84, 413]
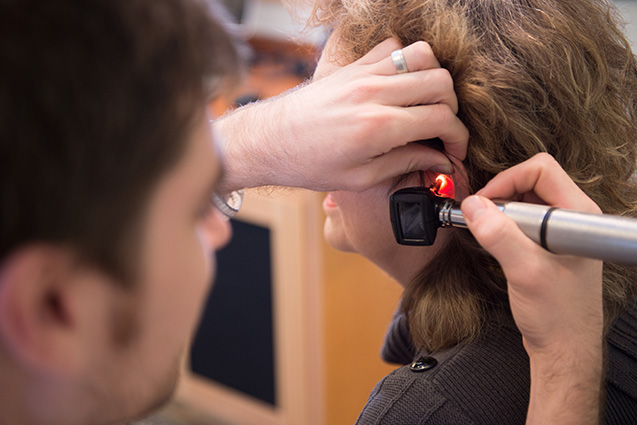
[461, 195, 545, 276]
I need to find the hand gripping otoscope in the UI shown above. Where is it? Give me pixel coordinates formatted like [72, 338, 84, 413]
[389, 180, 637, 266]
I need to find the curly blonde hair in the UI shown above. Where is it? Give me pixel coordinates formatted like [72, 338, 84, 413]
[310, 0, 637, 352]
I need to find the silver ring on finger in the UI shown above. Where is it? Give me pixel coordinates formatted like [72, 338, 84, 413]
[391, 49, 409, 74]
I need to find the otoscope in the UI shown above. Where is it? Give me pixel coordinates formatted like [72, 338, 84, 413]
[389, 175, 637, 265]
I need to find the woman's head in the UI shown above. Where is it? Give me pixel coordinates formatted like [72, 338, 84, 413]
[322, 169, 462, 284]
[312, 0, 637, 351]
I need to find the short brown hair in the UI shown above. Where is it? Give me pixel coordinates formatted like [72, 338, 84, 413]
[0, 0, 241, 284]
[310, 0, 637, 351]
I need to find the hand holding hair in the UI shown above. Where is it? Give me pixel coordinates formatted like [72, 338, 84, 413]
[215, 38, 469, 193]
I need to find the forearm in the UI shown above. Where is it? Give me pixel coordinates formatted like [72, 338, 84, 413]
[212, 38, 468, 195]
[214, 87, 302, 194]
[526, 342, 603, 425]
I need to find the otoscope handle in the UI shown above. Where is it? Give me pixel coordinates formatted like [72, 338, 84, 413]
[439, 201, 637, 265]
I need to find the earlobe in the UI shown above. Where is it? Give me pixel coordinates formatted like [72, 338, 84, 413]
[0, 246, 83, 375]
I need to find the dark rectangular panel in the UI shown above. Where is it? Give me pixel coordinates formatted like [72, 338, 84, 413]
[190, 219, 276, 406]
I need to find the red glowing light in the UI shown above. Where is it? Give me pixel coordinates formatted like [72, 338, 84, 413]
[433, 174, 455, 198]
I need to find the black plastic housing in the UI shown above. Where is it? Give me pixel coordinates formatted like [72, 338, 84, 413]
[389, 187, 440, 246]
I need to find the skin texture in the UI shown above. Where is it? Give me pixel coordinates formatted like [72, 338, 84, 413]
[323, 175, 448, 284]
[215, 38, 469, 194]
[315, 35, 470, 284]
[0, 4, 602, 420]
[314, 33, 602, 425]
[0, 111, 231, 425]
[463, 154, 603, 425]
[307, 0, 637, 357]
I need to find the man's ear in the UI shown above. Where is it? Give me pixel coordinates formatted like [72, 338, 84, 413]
[0, 245, 88, 375]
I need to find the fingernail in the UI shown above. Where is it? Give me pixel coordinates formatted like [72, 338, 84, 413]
[430, 163, 453, 175]
[461, 195, 489, 223]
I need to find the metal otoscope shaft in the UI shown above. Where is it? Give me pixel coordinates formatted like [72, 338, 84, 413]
[438, 199, 637, 265]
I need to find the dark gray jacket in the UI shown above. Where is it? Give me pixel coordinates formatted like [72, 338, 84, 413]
[356, 303, 637, 424]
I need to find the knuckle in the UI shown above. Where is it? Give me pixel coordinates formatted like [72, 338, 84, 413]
[430, 67, 453, 85]
[431, 104, 455, 129]
[471, 218, 507, 248]
[472, 214, 524, 255]
[347, 79, 383, 102]
[384, 37, 402, 51]
[405, 155, 424, 175]
[353, 106, 391, 138]
[348, 170, 375, 191]
[412, 40, 434, 58]
[471, 213, 549, 283]
[532, 152, 557, 165]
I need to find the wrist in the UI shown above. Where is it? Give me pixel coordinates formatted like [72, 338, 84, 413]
[214, 108, 261, 193]
[526, 341, 603, 425]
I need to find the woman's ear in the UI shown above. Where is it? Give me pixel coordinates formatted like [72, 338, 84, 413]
[448, 158, 470, 201]
[424, 158, 469, 201]
[0, 245, 91, 376]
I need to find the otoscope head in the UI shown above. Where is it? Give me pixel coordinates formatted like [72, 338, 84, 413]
[390, 173, 456, 246]
[389, 188, 440, 245]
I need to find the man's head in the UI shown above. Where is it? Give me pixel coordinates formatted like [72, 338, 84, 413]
[311, 0, 637, 351]
[0, 0, 239, 423]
